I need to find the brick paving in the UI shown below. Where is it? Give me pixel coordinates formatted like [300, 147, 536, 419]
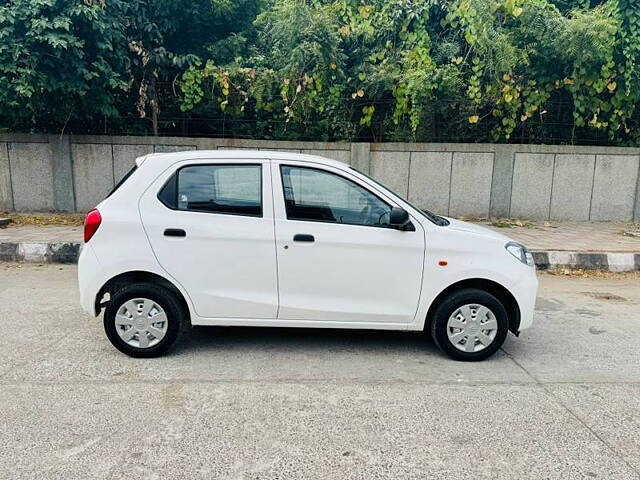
[0, 220, 639, 253]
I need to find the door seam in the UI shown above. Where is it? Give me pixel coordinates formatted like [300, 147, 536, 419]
[269, 160, 282, 318]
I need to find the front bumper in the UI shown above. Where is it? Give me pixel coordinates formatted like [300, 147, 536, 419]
[511, 269, 538, 332]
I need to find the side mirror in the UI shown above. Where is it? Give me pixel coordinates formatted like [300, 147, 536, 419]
[389, 207, 415, 231]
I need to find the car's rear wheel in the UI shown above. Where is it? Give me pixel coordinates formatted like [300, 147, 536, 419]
[430, 288, 509, 361]
[104, 283, 186, 358]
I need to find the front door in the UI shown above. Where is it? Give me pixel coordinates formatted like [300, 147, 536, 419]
[140, 159, 278, 319]
[271, 161, 425, 326]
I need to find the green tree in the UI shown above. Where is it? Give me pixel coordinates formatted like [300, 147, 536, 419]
[0, 0, 261, 134]
[2, 0, 640, 144]
[180, 0, 640, 145]
[125, 0, 261, 135]
[0, 0, 129, 132]
[181, 0, 349, 140]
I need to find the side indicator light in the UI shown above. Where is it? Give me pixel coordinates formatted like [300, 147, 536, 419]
[438, 261, 448, 267]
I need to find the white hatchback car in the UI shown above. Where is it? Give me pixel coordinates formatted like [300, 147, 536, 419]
[78, 151, 537, 361]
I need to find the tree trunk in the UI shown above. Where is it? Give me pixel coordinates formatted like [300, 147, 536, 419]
[151, 75, 159, 136]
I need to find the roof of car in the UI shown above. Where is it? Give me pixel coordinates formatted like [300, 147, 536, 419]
[136, 150, 350, 170]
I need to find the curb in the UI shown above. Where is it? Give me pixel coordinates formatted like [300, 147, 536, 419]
[0, 242, 639, 272]
[0, 242, 81, 264]
[531, 251, 639, 272]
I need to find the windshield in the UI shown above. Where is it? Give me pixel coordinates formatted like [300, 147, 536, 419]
[349, 166, 449, 226]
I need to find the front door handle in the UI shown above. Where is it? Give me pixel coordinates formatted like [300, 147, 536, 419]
[293, 234, 315, 243]
[164, 228, 186, 237]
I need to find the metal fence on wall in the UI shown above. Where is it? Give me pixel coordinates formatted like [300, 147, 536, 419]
[56, 82, 638, 147]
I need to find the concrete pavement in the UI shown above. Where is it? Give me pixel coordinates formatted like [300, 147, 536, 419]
[1, 264, 640, 479]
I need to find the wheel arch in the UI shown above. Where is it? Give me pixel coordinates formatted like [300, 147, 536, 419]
[425, 278, 521, 335]
[95, 270, 191, 325]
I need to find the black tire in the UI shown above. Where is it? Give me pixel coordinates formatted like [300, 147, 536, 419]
[430, 288, 509, 361]
[104, 283, 187, 358]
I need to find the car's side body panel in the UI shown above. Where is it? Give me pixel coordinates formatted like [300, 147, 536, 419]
[409, 224, 538, 332]
[78, 157, 196, 317]
[78, 150, 537, 338]
[269, 159, 426, 325]
[138, 158, 279, 320]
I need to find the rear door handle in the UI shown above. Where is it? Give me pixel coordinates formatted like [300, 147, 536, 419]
[164, 228, 186, 237]
[293, 234, 315, 243]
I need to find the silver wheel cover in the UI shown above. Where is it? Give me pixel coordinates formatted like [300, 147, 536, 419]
[115, 298, 168, 349]
[446, 304, 498, 353]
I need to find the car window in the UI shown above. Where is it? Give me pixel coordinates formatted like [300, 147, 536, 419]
[107, 165, 137, 198]
[280, 165, 392, 227]
[161, 164, 262, 216]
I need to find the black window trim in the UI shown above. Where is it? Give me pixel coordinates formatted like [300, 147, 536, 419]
[157, 162, 264, 218]
[278, 164, 397, 230]
[108, 164, 138, 198]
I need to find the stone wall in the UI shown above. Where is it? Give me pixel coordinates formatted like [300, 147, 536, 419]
[1, 134, 639, 221]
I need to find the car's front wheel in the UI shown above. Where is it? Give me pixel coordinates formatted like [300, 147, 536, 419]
[430, 288, 509, 361]
[104, 283, 186, 358]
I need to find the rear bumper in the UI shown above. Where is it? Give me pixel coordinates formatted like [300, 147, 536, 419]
[511, 269, 538, 332]
[78, 244, 103, 316]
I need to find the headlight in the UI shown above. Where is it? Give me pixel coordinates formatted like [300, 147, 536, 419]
[505, 242, 534, 267]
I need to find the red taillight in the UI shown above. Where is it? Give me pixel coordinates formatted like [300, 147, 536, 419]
[84, 209, 102, 243]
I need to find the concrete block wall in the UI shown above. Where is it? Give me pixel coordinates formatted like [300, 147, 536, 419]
[369, 143, 640, 222]
[0, 133, 639, 221]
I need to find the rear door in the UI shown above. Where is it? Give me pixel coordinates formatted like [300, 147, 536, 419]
[139, 159, 278, 319]
[271, 160, 425, 326]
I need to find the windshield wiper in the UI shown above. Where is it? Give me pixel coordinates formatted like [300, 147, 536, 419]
[422, 209, 450, 226]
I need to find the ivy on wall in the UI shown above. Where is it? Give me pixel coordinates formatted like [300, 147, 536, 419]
[181, 0, 640, 144]
[1, 0, 639, 144]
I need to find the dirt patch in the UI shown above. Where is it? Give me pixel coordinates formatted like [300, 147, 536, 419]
[582, 291, 627, 302]
[541, 270, 640, 279]
[589, 326, 606, 335]
[0, 213, 85, 228]
[489, 219, 535, 229]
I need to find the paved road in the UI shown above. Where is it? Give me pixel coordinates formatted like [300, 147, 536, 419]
[1, 265, 639, 479]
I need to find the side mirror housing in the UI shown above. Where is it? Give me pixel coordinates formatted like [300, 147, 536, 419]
[389, 207, 415, 231]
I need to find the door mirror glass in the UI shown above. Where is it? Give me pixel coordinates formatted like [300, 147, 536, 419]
[389, 207, 414, 231]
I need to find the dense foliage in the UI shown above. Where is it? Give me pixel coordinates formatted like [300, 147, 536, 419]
[0, 0, 258, 134]
[1, 0, 639, 144]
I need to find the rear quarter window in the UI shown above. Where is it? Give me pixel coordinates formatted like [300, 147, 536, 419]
[108, 165, 138, 198]
[158, 164, 262, 217]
